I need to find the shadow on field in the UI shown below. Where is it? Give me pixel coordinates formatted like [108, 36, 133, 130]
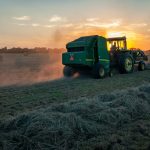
[0, 84, 150, 150]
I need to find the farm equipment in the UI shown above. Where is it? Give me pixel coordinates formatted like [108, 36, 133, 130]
[62, 35, 148, 78]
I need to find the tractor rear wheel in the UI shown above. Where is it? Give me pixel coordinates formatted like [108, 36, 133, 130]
[119, 54, 134, 73]
[92, 63, 105, 79]
[138, 61, 145, 71]
[63, 66, 75, 77]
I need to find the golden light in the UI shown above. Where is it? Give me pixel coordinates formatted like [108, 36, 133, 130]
[127, 40, 135, 49]
[107, 31, 126, 38]
[107, 31, 137, 49]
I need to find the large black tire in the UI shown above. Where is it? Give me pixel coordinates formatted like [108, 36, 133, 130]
[92, 63, 105, 79]
[119, 53, 134, 73]
[138, 61, 145, 71]
[63, 66, 75, 77]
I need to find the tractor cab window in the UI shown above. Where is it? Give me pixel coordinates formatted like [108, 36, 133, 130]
[107, 37, 127, 52]
[67, 47, 84, 52]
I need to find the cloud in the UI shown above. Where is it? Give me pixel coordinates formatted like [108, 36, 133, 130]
[49, 15, 67, 22]
[86, 18, 99, 22]
[62, 24, 73, 28]
[13, 22, 56, 28]
[32, 23, 40, 27]
[14, 23, 40, 27]
[43, 25, 55, 28]
[85, 20, 121, 28]
[74, 24, 85, 29]
[131, 23, 147, 27]
[13, 16, 31, 21]
[13, 23, 27, 26]
[107, 31, 126, 38]
[124, 23, 148, 30]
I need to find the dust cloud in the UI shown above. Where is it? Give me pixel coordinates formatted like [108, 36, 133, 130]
[53, 29, 63, 43]
[0, 51, 64, 87]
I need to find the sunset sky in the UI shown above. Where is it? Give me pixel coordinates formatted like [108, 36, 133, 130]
[0, 0, 150, 49]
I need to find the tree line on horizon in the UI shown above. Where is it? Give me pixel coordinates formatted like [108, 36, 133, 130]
[0, 47, 149, 54]
[0, 47, 65, 53]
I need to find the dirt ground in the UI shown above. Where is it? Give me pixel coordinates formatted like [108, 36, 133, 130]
[0, 53, 63, 86]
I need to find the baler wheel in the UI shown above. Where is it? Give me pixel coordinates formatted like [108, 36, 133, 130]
[63, 66, 75, 77]
[92, 63, 105, 79]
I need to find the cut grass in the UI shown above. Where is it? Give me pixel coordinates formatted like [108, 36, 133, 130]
[0, 83, 150, 150]
[0, 70, 150, 120]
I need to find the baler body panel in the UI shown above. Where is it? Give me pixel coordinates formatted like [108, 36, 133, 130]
[62, 35, 110, 72]
[97, 37, 110, 71]
[62, 52, 86, 65]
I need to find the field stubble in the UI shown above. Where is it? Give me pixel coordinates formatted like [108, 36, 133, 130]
[0, 52, 150, 150]
[0, 83, 150, 150]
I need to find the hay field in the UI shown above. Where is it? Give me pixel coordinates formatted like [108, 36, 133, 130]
[0, 53, 63, 86]
[0, 82, 150, 150]
[0, 52, 150, 150]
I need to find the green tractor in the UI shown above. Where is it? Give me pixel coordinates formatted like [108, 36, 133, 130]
[62, 35, 148, 78]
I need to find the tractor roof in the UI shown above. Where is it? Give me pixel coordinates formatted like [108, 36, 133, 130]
[107, 36, 126, 42]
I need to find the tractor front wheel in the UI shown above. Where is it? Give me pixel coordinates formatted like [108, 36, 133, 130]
[138, 61, 145, 71]
[63, 66, 75, 77]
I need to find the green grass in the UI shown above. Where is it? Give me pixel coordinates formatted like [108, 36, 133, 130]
[0, 82, 150, 150]
[0, 70, 150, 120]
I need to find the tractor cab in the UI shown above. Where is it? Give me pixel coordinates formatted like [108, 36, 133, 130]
[107, 36, 127, 52]
[107, 36, 129, 66]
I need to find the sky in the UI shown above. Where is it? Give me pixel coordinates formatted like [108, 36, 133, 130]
[0, 0, 150, 49]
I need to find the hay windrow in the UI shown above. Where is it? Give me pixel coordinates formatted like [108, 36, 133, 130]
[0, 84, 150, 150]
